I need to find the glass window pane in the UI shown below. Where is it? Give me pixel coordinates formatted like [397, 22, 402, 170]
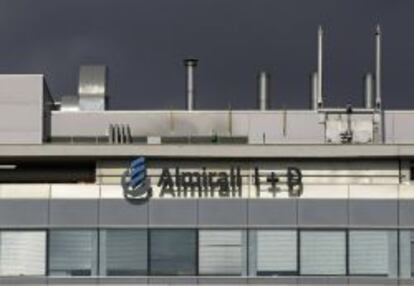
[48, 230, 97, 276]
[100, 230, 147, 276]
[399, 230, 414, 278]
[150, 230, 196, 275]
[0, 231, 46, 276]
[300, 231, 346, 275]
[199, 230, 246, 275]
[350, 230, 397, 277]
[253, 230, 297, 276]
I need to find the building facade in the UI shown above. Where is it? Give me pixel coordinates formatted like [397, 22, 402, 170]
[2, 28, 414, 285]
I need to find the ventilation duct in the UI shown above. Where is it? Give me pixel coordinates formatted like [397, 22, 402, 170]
[78, 65, 107, 111]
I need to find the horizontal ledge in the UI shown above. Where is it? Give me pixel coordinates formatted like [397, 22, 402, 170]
[0, 144, 413, 158]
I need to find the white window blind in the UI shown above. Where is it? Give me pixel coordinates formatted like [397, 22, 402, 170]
[0, 231, 46, 276]
[199, 230, 245, 275]
[256, 230, 297, 275]
[300, 231, 346, 275]
[349, 231, 395, 276]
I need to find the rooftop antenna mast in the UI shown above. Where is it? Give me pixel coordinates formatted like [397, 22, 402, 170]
[375, 25, 382, 109]
[317, 25, 324, 108]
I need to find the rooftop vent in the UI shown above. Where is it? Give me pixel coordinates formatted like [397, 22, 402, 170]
[78, 65, 107, 111]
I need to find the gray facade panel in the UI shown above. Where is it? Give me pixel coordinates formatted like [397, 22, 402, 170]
[0, 277, 47, 285]
[298, 199, 348, 226]
[399, 200, 414, 227]
[197, 277, 248, 284]
[349, 200, 398, 227]
[47, 278, 98, 285]
[198, 200, 247, 226]
[99, 199, 148, 226]
[98, 277, 149, 284]
[248, 199, 297, 226]
[149, 199, 197, 226]
[0, 200, 48, 226]
[297, 277, 348, 285]
[247, 277, 298, 284]
[49, 200, 98, 226]
[347, 277, 399, 285]
[149, 277, 197, 284]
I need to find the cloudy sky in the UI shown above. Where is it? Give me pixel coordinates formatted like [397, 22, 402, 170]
[0, 0, 412, 110]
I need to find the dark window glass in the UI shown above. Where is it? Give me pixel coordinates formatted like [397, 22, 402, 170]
[100, 230, 147, 276]
[0, 162, 95, 183]
[150, 230, 197, 275]
[48, 230, 97, 276]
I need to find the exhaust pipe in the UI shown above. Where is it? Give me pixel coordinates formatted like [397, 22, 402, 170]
[258, 71, 270, 110]
[311, 72, 318, 110]
[375, 25, 382, 109]
[184, 59, 198, 111]
[364, 73, 374, 109]
[317, 26, 324, 108]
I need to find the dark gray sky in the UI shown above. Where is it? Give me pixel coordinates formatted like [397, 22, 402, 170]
[0, 0, 412, 110]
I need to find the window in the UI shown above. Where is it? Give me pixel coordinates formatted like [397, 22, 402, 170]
[349, 230, 397, 277]
[100, 230, 147, 276]
[48, 230, 98, 276]
[199, 230, 247, 276]
[0, 231, 46, 276]
[0, 162, 96, 183]
[249, 230, 297, 276]
[300, 230, 346, 275]
[150, 229, 197, 275]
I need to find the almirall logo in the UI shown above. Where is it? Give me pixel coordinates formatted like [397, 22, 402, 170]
[122, 157, 152, 200]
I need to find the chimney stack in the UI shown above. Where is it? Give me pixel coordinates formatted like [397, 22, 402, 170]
[184, 59, 198, 111]
[364, 73, 374, 109]
[258, 71, 270, 110]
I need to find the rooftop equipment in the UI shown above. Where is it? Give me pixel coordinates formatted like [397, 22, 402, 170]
[184, 59, 198, 111]
[375, 25, 382, 110]
[257, 71, 270, 110]
[317, 26, 324, 108]
[364, 73, 374, 109]
[78, 65, 107, 111]
[311, 72, 318, 110]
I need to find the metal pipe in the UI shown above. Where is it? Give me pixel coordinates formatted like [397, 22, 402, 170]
[375, 25, 382, 109]
[258, 71, 270, 110]
[184, 59, 198, 111]
[317, 26, 323, 108]
[311, 72, 319, 110]
[364, 73, 374, 109]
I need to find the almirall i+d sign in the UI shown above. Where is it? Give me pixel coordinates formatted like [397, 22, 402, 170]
[122, 157, 303, 200]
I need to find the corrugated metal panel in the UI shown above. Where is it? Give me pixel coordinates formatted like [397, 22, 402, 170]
[349, 231, 390, 275]
[49, 230, 97, 276]
[104, 230, 147, 275]
[300, 231, 346, 275]
[256, 230, 297, 274]
[0, 231, 46, 276]
[199, 230, 244, 275]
